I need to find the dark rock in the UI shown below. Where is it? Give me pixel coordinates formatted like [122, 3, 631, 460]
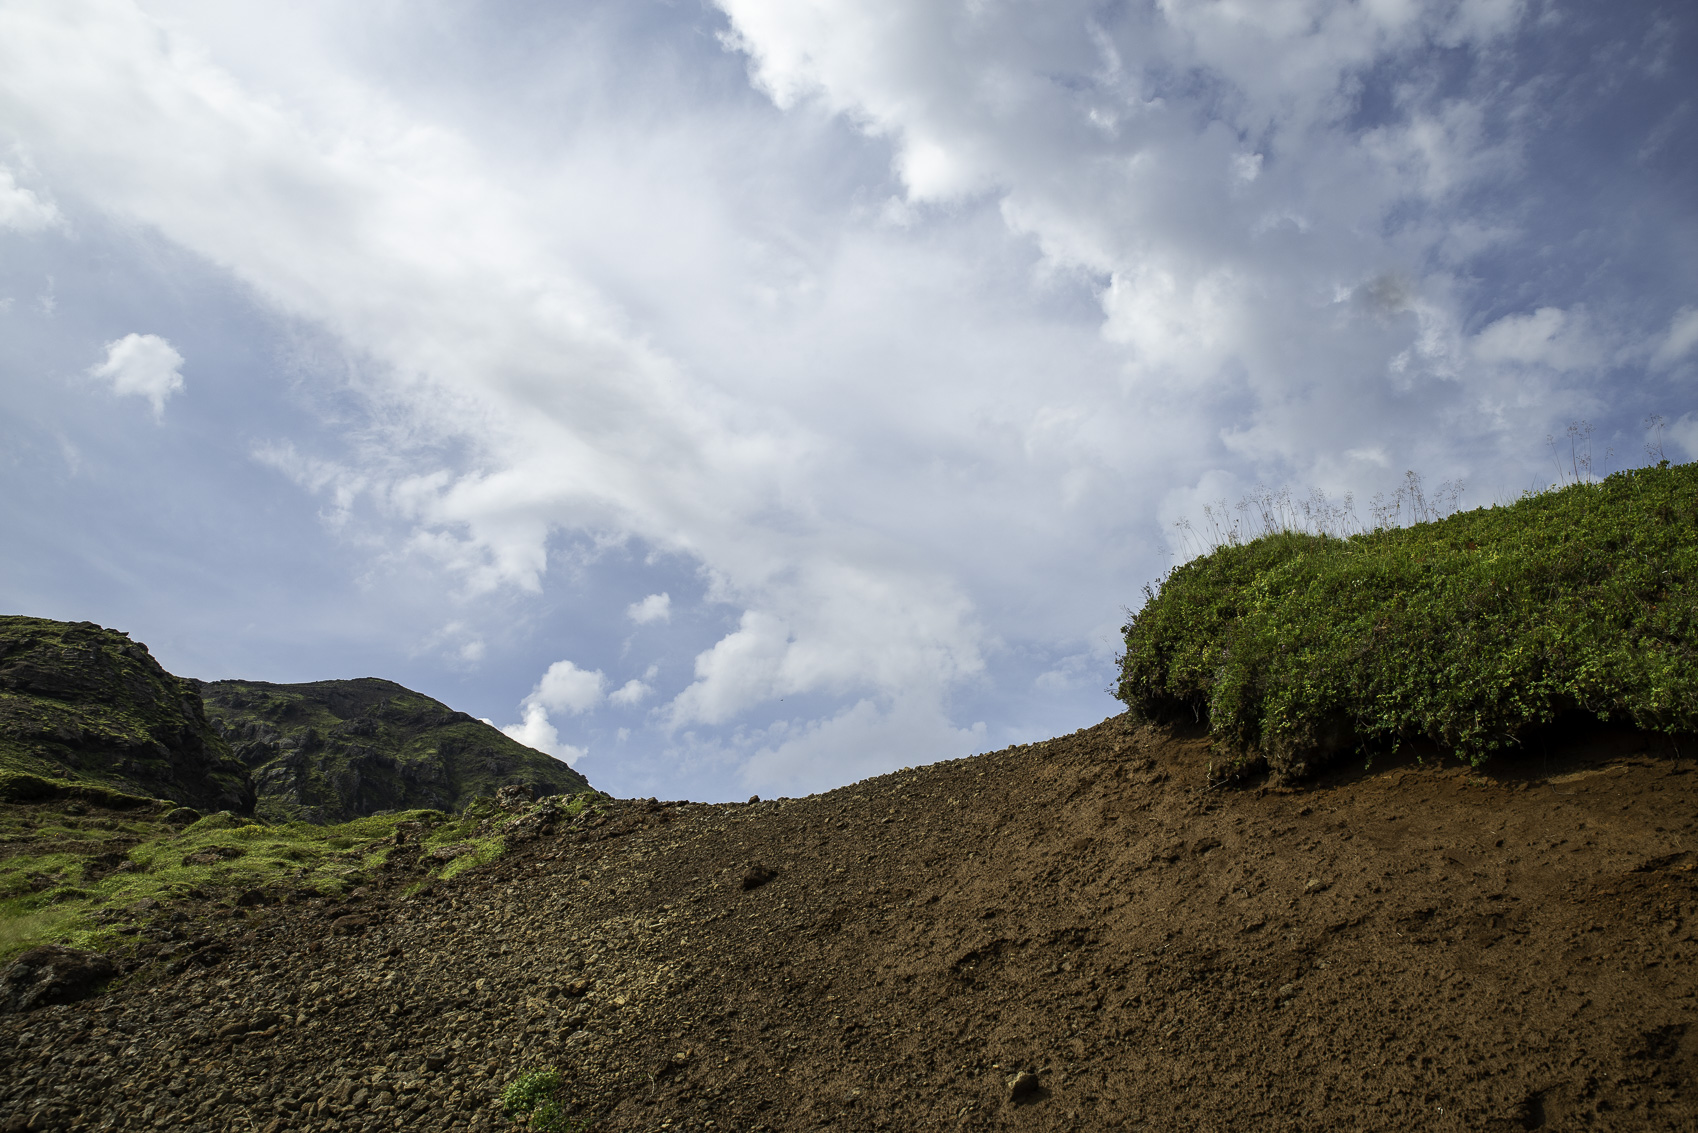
[1006, 1071, 1041, 1104]
[330, 915, 371, 935]
[0, 617, 255, 814]
[162, 807, 201, 825]
[1, 945, 115, 1012]
[742, 863, 777, 891]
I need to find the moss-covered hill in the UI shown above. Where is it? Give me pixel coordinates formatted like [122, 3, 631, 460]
[0, 617, 254, 814]
[198, 678, 591, 823]
[1118, 461, 1698, 780]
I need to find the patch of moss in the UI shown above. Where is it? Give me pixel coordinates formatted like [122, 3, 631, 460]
[0, 787, 605, 962]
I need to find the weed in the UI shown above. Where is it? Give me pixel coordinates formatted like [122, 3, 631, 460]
[1172, 473, 1464, 560]
[501, 1067, 584, 1132]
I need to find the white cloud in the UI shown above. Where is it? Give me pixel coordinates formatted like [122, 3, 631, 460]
[86, 333, 185, 418]
[625, 592, 671, 625]
[500, 703, 587, 766]
[1653, 307, 1698, 370]
[609, 679, 651, 708]
[0, 166, 59, 231]
[1472, 307, 1599, 372]
[524, 659, 605, 716]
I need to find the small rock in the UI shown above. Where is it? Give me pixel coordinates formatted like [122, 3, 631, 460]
[1006, 1070, 1041, 1104]
[741, 863, 777, 891]
[747, 795, 760, 805]
[330, 915, 371, 935]
[1, 945, 116, 1012]
[161, 807, 201, 826]
[1304, 878, 1329, 893]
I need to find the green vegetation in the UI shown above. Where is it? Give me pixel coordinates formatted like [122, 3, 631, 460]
[0, 617, 253, 813]
[501, 1068, 584, 1132]
[0, 787, 606, 963]
[1117, 462, 1698, 780]
[200, 678, 592, 823]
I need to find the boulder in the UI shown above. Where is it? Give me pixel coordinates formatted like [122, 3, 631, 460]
[1, 945, 115, 1012]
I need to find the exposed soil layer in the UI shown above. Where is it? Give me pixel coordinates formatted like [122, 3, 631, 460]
[3, 715, 1696, 1132]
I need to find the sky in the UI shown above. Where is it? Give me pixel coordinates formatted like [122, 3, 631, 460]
[1, 0, 1694, 802]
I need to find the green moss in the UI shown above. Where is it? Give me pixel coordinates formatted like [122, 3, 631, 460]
[0, 802, 469, 962]
[1118, 462, 1698, 778]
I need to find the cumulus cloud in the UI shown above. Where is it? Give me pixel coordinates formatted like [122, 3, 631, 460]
[86, 333, 185, 418]
[0, 166, 59, 231]
[609, 679, 651, 708]
[501, 658, 605, 765]
[625, 592, 671, 625]
[524, 659, 606, 716]
[501, 703, 587, 766]
[715, 0, 1548, 465]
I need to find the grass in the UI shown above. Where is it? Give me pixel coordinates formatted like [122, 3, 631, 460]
[0, 788, 607, 963]
[1118, 461, 1698, 780]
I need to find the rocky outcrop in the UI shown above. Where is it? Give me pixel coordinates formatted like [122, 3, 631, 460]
[0, 945, 115, 1013]
[0, 617, 254, 814]
[199, 678, 590, 823]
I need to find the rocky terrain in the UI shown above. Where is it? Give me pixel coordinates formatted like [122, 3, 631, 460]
[0, 618, 252, 816]
[199, 679, 590, 823]
[2, 714, 1693, 1132]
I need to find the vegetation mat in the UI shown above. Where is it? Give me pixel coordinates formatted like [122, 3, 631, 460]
[1117, 462, 1698, 780]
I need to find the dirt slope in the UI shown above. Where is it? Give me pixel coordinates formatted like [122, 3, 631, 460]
[3, 715, 1695, 1132]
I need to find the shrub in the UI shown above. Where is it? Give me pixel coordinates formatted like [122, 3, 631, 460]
[1118, 462, 1698, 779]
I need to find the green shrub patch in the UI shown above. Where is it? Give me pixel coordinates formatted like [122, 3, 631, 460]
[1117, 462, 1698, 779]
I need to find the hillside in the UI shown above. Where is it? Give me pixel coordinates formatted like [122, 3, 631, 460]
[1, 714, 1692, 1131]
[199, 678, 591, 824]
[0, 617, 254, 815]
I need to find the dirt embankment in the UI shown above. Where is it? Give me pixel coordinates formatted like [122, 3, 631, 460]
[2, 715, 1695, 1132]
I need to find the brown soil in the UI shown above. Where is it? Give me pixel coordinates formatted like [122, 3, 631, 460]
[3, 714, 1696, 1132]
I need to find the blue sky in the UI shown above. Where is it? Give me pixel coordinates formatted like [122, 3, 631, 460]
[1, 0, 1694, 801]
